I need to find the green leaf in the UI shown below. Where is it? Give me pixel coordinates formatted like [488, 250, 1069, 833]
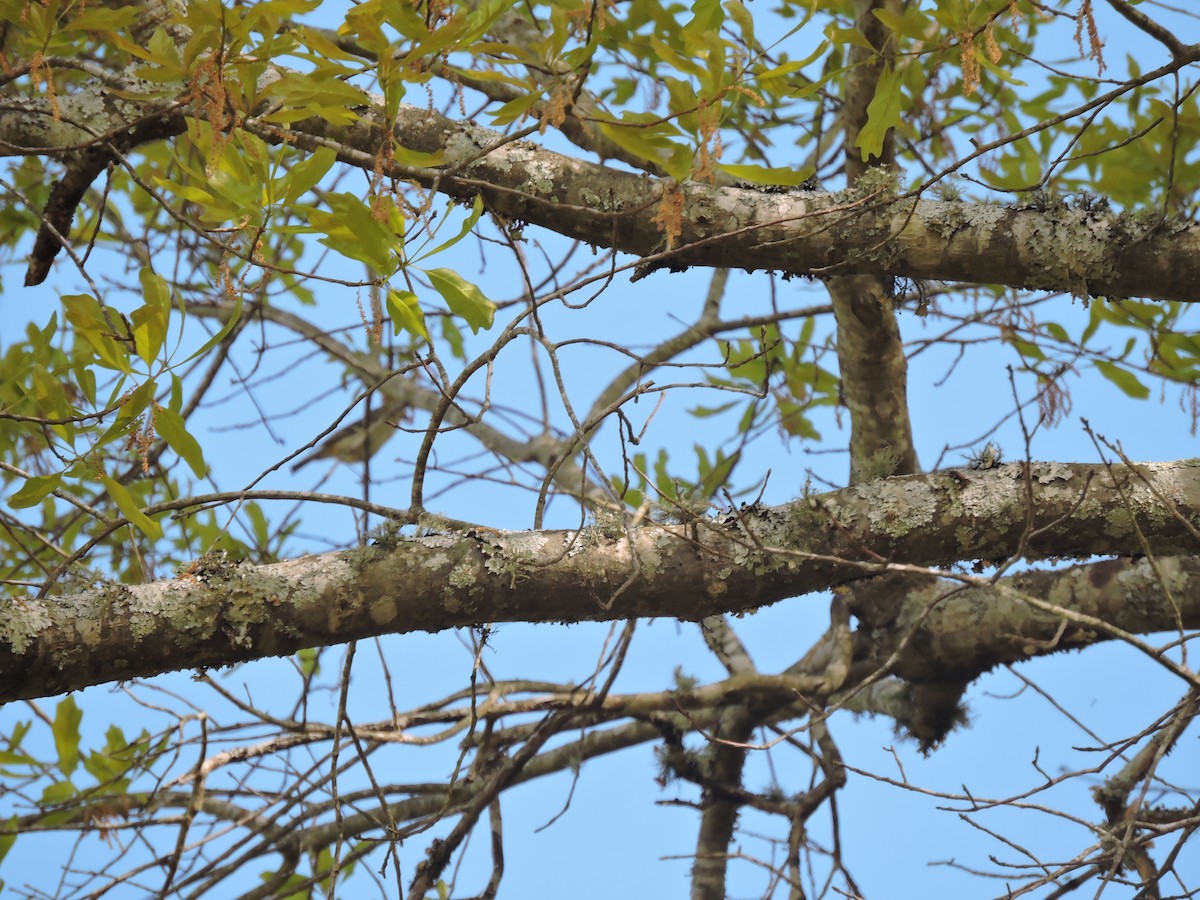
[684, 0, 724, 34]
[872, 6, 932, 41]
[697, 445, 739, 497]
[1094, 360, 1150, 399]
[441, 318, 466, 360]
[688, 401, 738, 418]
[53, 697, 83, 777]
[717, 163, 815, 187]
[422, 195, 485, 260]
[155, 407, 208, 478]
[133, 269, 172, 366]
[262, 72, 370, 126]
[100, 474, 163, 541]
[386, 289, 430, 341]
[282, 146, 337, 204]
[390, 145, 446, 169]
[489, 91, 540, 126]
[296, 647, 321, 679]
[259, 871, 311, 898]
[856, 63, 904, 160]
[1044, 322, 1071, 343]
[40, 780, 77, 805]
[824, 23, 875, 51]
[245, 501, 271, 549]
[426, 268, 496, 333]
[595, 118, 690, 179]
[103, 725, 129, 757]
[0, 815, 17, 865]
[9, 472, 62, 509]
[0, 748, 37, 767]
[310, 193, 403, 271]
[181, 294, 243, 366]
[61, 294, 131, 374]
[1011, 338, 1046, 361]
[97, 379, 156, 449]
[82, 746, 131, 784]
[63, 5, 142, 31]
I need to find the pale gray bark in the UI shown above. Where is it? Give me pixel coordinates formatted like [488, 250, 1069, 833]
[4, 57, 1199, 301]
[5, 460, 1200, 703]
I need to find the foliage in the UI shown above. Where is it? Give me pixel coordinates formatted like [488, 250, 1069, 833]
[0, 0, 1199, 896]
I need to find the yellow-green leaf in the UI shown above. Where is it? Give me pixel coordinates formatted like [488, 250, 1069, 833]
[133, 269, 171, 366]
[309, 193, 402, 271]
[872, 6, 932, 41]
[426, 268, 495, 333]
[155, 407, 207, 478]
[98, 379, 156, 449]
[386, 289, 430, 341]
[282, 146, 336, 204]
[40, 780, 77, 806]
[824, 23, 875, 51]
[8, 472, 62, 510]
[489, 91, 540, 126]
[855, 63, 904, 161]
[0, 815, 16, 865]
[1094, 360, 1150, 399]
[181, 294, 243, 366]
[63, 5, 142, 32]
[718, 163, 816, 187]
[52, 697, 82, 778]
[100, 474, 163, 541]
[422, 195, 484, 260]
[62, 294, 131, 374]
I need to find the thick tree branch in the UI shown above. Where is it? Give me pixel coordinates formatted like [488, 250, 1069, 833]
[5, 460, 1200, 703]
[5, 68, 1200, 300]
[261, 106, 1200, 303]
[883, 555, 1200, 684]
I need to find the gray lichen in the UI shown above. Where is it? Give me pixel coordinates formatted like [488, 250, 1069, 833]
[0, 596, 51, 655]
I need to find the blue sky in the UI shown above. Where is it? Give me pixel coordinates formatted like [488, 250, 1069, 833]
[2, 0, 1199, 897]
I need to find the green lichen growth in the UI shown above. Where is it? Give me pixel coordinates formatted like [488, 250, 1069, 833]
[851, 165, 901, 200]
[857, 445, 904, 482]
[926, 201, 971, 240]
[180, 549, 240, 582]
[367, 517, 410, 551]
[590, 508, 627, 540]
[483, 546, 533, 588]
[416, 513, 453, 536]
[865, 480, 936, 539]
[933, 181, 963, 202]
[673, 667, 700, 691]
[785, 496, 830, 542]
[342, 542, 384, 573]
[223, 587, 271, 649]
[53, 564, 114, 595]
[448, 565, 476, 590]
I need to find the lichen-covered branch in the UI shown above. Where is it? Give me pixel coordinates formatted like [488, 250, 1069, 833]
[4, 63, 1200, 300]
[4, 460, 1200, 703]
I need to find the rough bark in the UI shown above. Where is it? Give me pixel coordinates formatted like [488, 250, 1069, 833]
[5, 460, 1200, 703]
[5, 62, 1200, 301]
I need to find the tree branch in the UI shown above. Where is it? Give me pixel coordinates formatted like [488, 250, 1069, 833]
[5, 65, 1200, 300]
[6, 461, 1200, 702]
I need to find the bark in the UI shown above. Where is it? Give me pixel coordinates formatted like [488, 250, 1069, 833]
[5, 460, 1200, 703]
[4, 62, 1200, 301]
